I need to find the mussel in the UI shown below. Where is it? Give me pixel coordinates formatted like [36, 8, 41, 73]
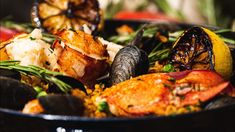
[0, 76, 37, 110]
[109, 29, 149, 85]
[0, 68, 21, 80]
[23, 94, 85, 116]
[205, 95, 235, 110]
[110, 45, 149, 85]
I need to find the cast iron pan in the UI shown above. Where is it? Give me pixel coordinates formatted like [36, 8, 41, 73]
[1, 1, 235, 132]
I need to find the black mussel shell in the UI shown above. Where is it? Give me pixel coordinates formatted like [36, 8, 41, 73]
[205, 96, 235, 110]
[0, 76, 37, 110]
[48, 75, 86, 94]
[39, 94, 84, 116]
[0, 68, 21, 80]
[110, 45, 149, 85]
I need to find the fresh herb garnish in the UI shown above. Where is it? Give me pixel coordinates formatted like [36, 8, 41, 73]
[98, 101, 110, 112]
[169, 29, 235, 44]
[162, 64, 175, 72]
[109, 25, 158, 45]
[148, 43, 171, 66]
[41, 33, 61, 44]
[0, 60, 72, 93]
[34, 86, 47, 98]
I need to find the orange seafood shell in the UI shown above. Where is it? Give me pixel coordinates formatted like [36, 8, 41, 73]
[99, 70, 230, 117]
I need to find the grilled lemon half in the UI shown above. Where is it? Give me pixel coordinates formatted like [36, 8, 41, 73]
[170, 27, 233, 79]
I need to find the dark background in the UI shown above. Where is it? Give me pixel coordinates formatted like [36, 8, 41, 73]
[0, 0, 234, 23]
[0, 0, 33, 22]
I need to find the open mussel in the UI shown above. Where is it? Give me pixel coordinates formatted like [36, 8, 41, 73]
[0, 76, 37, 110]
[205, 95, 235, 110]
[0, 68, 21, 80]
[23, 94, 85, 116]
[110, 45, 149, 85]
[109, 29, 149, 85]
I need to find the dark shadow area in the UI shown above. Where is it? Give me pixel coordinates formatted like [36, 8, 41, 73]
[0, 0, 33, 22]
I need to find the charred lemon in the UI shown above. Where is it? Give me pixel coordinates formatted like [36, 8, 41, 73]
[31, 0, 101, 34]
[170, 27, 233, 79]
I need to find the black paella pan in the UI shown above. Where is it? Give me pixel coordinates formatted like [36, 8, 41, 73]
[0, 19, 235, 132]
[1, 1, 235, 132]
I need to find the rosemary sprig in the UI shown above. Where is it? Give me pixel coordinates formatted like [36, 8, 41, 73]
[148, 48, 170, 66]
[109, 26, 158, 45]
[0, 60, 72, 93]
[110, 24, 235, 67]
[219, 36, 235, 44]
[41, 33, 60, 44]
[214, 29, 232, 34]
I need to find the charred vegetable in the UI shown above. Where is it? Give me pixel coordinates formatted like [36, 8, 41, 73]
[31, 0, 101, 34]
[170, 27, 233, 79]
[0, 76, 37, 110]
[23, 94, 84, 116]
[110, 29, 149, 85]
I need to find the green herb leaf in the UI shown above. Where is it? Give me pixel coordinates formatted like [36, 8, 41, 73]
[162, 64, 175, 72]
[98, 101, 109, 112]
[0, 60, 72, 93]
[109, 25, 158, 45]
[34, 86, 47, 98]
